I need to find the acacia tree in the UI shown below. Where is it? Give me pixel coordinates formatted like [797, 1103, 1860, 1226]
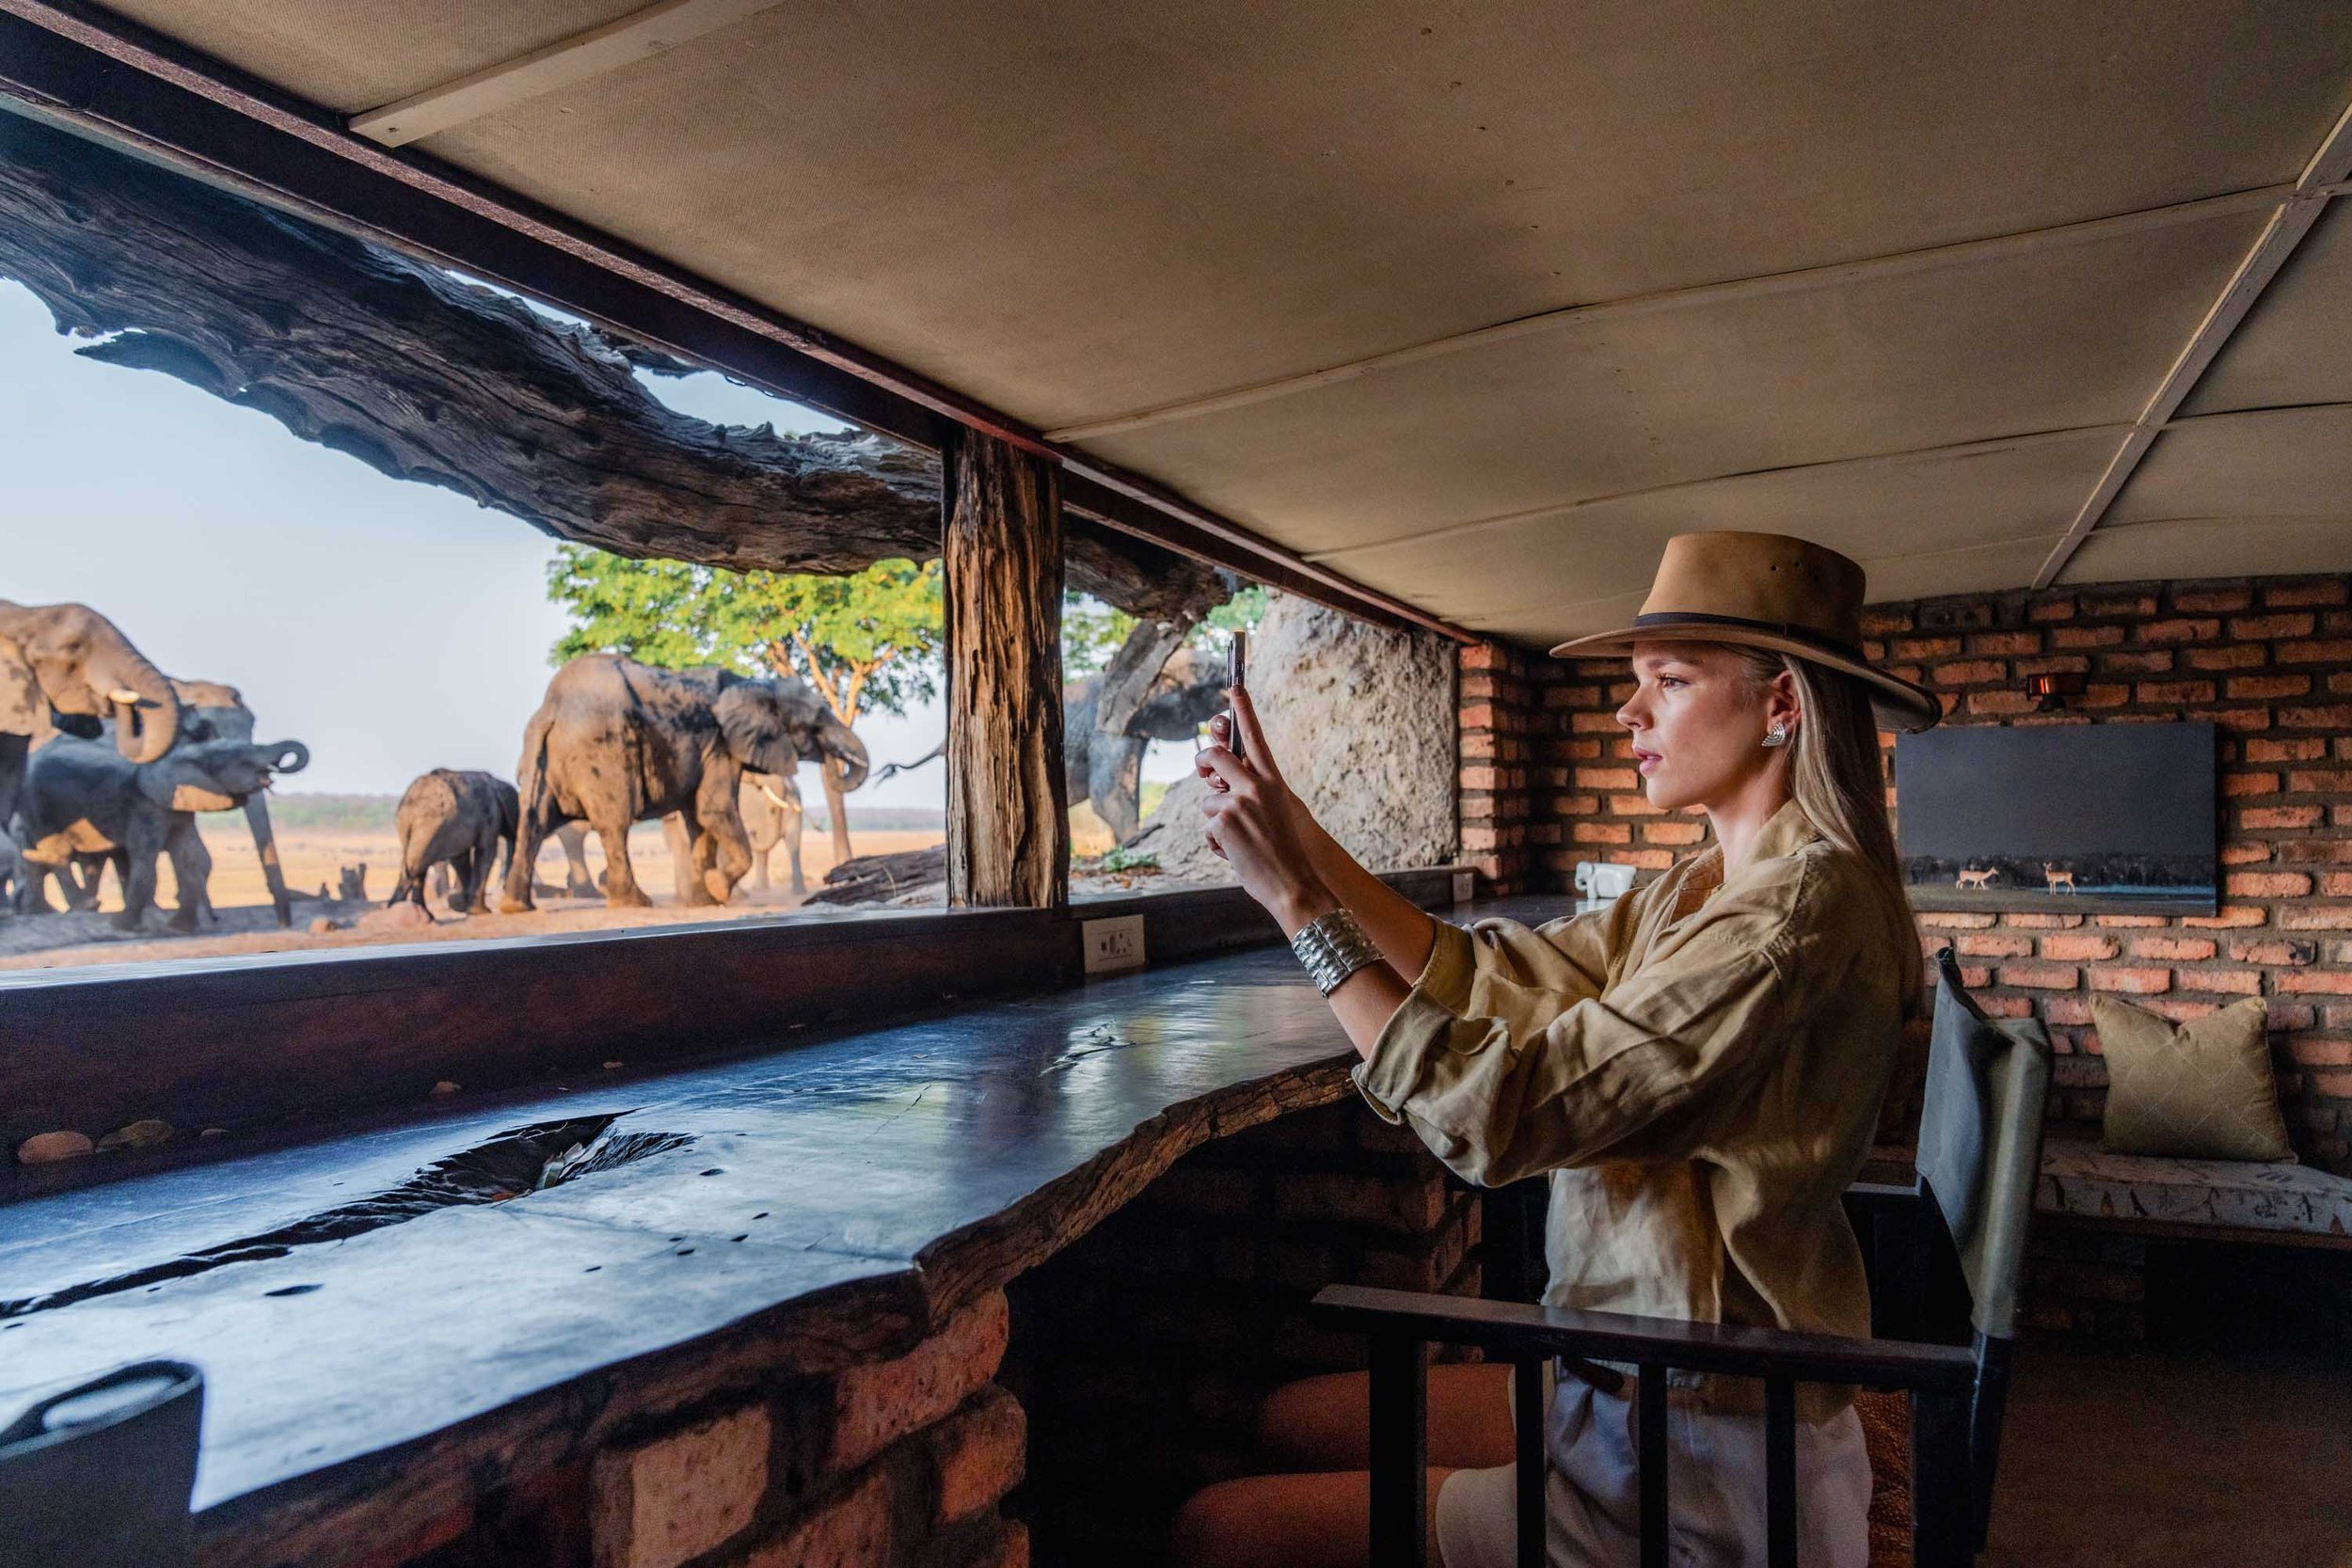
[547, 546, 943, 860]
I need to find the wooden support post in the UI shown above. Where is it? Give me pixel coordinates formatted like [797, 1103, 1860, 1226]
[943, 428, 1069, 909]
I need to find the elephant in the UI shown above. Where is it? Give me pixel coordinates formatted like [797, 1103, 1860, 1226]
[18, 676, 311, 926]
[389, 769, 518, 915]
[740, 770, 809, 896]
[0, 601, 182, 847]
[15, 735, 305, 930]
[501, 656, 867, 912]
[1063, 644, 1231, 843]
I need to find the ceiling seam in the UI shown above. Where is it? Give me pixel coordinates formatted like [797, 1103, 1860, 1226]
[2031, 94, 2352, 590]
[1043, 185, 2289, 444]
[1300, 424, 2132, 565]
[350, 0, 791, 148]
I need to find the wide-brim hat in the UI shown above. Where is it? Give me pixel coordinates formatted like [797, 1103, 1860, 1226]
[1549, 531, 1940, 733]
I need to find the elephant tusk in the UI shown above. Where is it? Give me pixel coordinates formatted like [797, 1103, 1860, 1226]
[755, 780, 792, 810]
[107, 688, 144, 705]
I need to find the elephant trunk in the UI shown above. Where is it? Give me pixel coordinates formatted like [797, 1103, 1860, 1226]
[103, 646, 182, 766]
[244, 792, 294, 928]
[825, 721, 870, 793]
[262, 738, 310, 775]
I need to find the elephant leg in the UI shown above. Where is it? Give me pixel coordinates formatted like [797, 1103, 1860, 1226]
[464, 821, 501, 912]
[18, 862, 56, 915]
[500, 811, 550, 914]
[786, 800, 807, 898]
[663, 813, 710, 906]
[59, 856, 102, 912]
[557, 822, 598, 898]
[694, 785, 751, 906]
[165, 817, 211, 931]
[596, 818, 651, 908]
[117, 818, 165, 931]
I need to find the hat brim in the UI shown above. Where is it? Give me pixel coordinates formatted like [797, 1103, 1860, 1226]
[1549, 620, 1941, 734]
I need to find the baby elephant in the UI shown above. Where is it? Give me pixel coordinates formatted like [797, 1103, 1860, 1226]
[389, 768, 517, 916]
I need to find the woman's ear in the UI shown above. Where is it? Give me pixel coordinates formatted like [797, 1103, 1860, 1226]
[1769, 669, 1803, 742]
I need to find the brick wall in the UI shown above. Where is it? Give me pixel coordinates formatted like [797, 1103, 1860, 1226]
[1458, 641, 1542, 895]
[362, 1291, 1028, 1568]
[1525, 572, 2352, 1175]
[1001, 1100, 1482, 1567]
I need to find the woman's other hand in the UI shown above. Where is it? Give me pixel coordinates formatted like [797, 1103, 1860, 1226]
[1196, 687, 1332, 932]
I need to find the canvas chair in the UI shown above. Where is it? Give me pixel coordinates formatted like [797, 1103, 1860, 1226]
[1311, 946, 2051, 1568]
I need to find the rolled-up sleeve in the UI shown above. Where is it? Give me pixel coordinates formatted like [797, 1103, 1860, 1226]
[1354, 878, 1813, 1187]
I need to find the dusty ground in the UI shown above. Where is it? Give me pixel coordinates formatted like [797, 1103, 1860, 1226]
[0, 820, 946, 972]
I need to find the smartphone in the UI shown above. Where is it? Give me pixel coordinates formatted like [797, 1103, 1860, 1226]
[1225, 632, 1248, 765]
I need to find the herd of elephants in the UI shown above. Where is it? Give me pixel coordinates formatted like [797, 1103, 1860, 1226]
[0, 597, 1232, 941]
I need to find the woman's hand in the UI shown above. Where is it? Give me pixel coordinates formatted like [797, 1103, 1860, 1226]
[1195, 687, 1333, 934]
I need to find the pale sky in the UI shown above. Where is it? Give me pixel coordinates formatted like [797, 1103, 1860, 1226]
[0, 277, 1184, 808]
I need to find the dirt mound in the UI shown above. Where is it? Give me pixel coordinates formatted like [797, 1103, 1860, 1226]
[1128, 593, 1457, 883]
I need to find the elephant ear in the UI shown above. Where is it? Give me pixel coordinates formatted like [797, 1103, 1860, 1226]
[714, 684, 799, 778]
[0, 639, 41, 738]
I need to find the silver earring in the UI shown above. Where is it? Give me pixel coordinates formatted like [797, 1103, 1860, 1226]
[1762, 722, 1789, 749]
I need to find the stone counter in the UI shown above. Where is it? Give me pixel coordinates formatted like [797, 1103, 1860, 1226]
[0, 896, 1563, 1567]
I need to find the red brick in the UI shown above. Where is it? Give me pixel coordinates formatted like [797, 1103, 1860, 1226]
[2230, 612, 2319, 640]
[2281, 705, 2352, 729]
[2082, 592, 2159, 617]
[1919, 912, 1998, 929]
[2277, 970, 2352, 994]
[832, 1291, 1009, 1475]
[1607, 792, 1665, 816]
[2080, 683, 2131, 707]
[2282, 906, 2352, 929]
[2041, 995, 2094, 1026]
[1931, 659, 2009, 686]
[2324, 873, 2352, 897]
[2289, 1038, 2352, 1067]
[1573, 767, 1638, 790]
[2142, 618, 2222, 642]
[594, 1406, 770, 1568]
[2028, 598, 2078, 623]
[930, 1386, 1026, 1527]
[1612, 849, 1676, 870]
[2247, 736, 2330, 763]
[1572, 822, 1631, 845]
[1861, 608, 1915, 636]
[2315, 1070, 2352, 1097]
[2013, 655, 2091, 677]
[2229, 674, 2314, 700]
[2042, 934, 2120, 961]
[2094, 915, 2171, 927]
[2287, 769, 2352, 792]
[1970, 632, 2044, 657]
[2101, 650, 2176, 674]
[2266, 580, 2350, 609]
[2228, 871, 2314, 898]
[2129, 937, 2216, 961]
[2136, 680, 2217, 705]
[2090, 967, 2172, 995]
[2241, 805, 2324, 830]
[2005, 913, 2087, 929]
[1957, 934, 2035, 958]
[2222, 772, 2280, 797]
[2000, 962, 2080, 990]
[2052, 626, 2126, 649]
[1550, 793, 1598, 816]
[1894, 637, 1963, 659]
[1457, 702, 1498, 731]
[1569, 712, 1621, 733]
[2183, 643, 2267, 671]
[2280, 639, 2352, 665]
[2173, 587, 2254, 613]
[1645, 821, 1707, 846]
[1965, 689, 2038, 716]
[1460, 643, 1508, 673]
[2179, 968, 2264, 995]
[2232, 938, 2318, 965]
[743, 1470, 895, 1568]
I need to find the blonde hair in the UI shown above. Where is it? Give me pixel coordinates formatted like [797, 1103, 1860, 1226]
[1725, 645, 1925, 1016]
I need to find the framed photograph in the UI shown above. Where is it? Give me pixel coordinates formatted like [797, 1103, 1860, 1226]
[1895, 721, 2218, 915]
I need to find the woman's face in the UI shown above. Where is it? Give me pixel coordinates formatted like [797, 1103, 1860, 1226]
[1614, 641, 1793, 812]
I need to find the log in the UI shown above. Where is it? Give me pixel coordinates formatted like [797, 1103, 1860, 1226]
[0, 113, 1226, 618]
[945, 430, 1069, 909]
[803, 844, 947, 905]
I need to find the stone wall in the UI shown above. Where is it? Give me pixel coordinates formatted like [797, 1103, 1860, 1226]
[351, 1291, 1028, 1568]
[1000, 1099, 1483, 1568]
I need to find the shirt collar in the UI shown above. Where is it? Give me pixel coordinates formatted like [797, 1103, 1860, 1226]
[1683, 798, 1823, 896]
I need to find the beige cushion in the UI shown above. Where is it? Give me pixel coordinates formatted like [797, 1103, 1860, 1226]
[2095, 995, 2296, 1163]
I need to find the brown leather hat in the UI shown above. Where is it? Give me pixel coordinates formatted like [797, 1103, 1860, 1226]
[1549, 531, 1940, 732]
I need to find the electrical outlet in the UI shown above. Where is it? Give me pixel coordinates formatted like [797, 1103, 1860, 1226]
[1082, 914, 1147, 975]
[1453, 870, 1475, 905]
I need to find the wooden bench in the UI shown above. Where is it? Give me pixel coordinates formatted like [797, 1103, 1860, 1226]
[2036, 1138, 2352, 1247]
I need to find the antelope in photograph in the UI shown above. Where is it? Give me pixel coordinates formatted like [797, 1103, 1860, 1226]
[1955, 865, 1999, 890]
[2042, 863, 2078, 894]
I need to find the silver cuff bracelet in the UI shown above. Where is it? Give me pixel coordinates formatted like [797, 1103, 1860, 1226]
[1292, 908, 1382, 996]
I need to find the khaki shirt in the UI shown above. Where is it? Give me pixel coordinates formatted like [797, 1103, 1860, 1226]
[1354, 800, 1905, 1413]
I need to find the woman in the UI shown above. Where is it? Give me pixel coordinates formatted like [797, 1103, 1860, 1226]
[1172, 531, 1938, 1568]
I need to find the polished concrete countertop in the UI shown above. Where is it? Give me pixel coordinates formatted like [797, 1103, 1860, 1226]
[0, 896, 1568, 1531]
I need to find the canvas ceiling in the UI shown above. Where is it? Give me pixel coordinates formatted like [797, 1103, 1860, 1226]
[83, 0, 2352, 643]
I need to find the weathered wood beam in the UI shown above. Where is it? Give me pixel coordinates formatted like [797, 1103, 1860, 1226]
[0, 111, 1226, 618]
[944, 430, 1070, 909]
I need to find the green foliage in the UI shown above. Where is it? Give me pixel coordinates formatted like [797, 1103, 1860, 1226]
[547, 546, 943, 723]
[1096, 844, 1160, 873]
[1060, 583, 1274, 677]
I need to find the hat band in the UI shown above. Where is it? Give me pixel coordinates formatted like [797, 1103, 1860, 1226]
[1629, 611, 1866, 662]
